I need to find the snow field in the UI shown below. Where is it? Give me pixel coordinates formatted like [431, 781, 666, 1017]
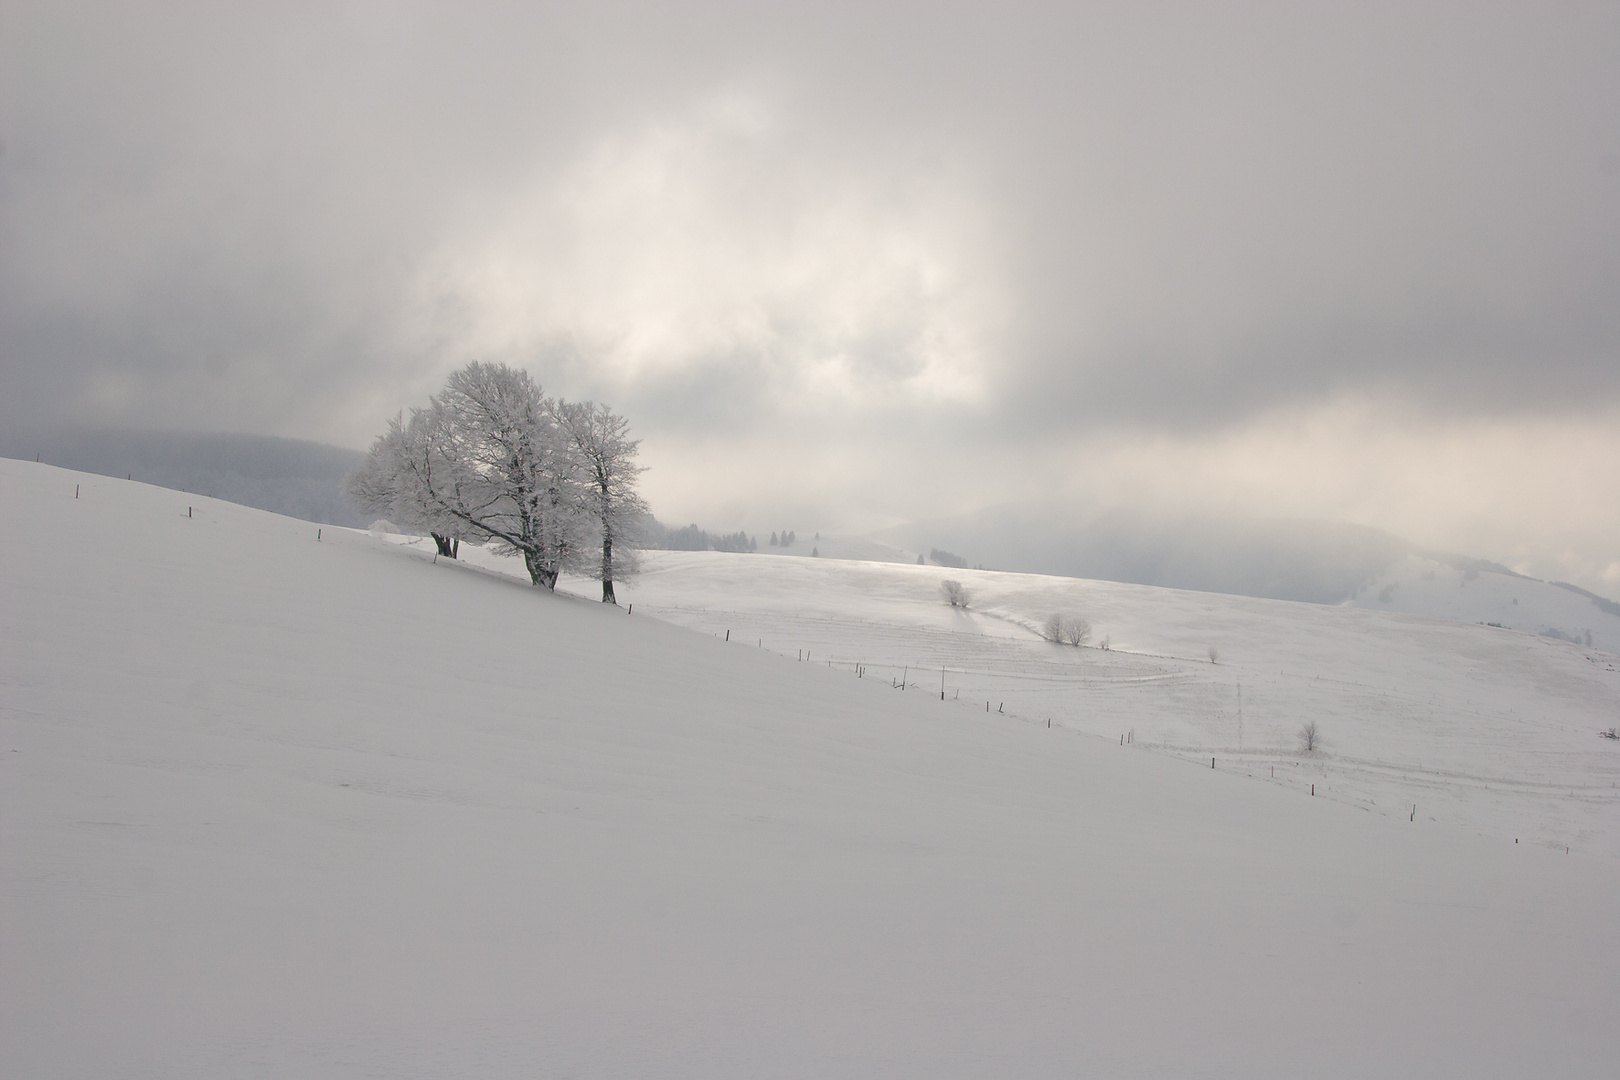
[3, 458, 1619, 1078]
[578, 549, 1620, 859]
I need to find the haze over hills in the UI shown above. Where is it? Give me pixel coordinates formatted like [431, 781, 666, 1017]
[4, 457, 1618, 1077]
[1, 430, 368, 528]
[880, 503, 1620, 650]
[6, 432, 1616, 640]
[889, 502, 1412, 603]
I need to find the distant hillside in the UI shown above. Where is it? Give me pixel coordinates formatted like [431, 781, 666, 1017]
[881, 502, 1620, 641]
[884, 503, 1409, 604]
[2, 429, 367, 527]
[1346, 552, 1620, 653]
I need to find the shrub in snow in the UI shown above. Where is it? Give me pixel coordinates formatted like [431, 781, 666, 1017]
[940, 580, 970, 608]
[1042, 614, 1090, 646]
[1298, 720, 1322, 753]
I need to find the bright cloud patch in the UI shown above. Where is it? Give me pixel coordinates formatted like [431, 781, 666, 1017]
[426, 91, 1002, 413]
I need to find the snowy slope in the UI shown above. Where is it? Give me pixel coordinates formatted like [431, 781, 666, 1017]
[4, 459, 1620, 1079]
[1344, 552, 1620, 653]
[564, 549, 1620, 859]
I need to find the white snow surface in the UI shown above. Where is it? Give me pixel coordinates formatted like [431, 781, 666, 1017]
[4, 459, 1619, 1078]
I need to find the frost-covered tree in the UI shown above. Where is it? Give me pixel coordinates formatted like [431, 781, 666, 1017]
[940, 579, 970, 608]
[557, 400, 648, 604]
[347, 410, 472, 558]
[348, 363, 592, 590]
[1298, 721, 1322, 753]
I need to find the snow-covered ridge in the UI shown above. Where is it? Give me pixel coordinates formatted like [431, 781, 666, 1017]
[4, 459, 1618, 1077]
[1344, 552, 1620, 653]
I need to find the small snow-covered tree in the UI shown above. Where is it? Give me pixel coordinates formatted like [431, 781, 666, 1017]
[940, 579, 970, 608]
[557, 400, 648, 604]
[1059, 617, 1091, 647]
[1042, 613, 1064, 642]
[1298, 721, 1322, 753]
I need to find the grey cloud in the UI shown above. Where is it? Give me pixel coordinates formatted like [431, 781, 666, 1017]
[6, 2, 1617, 437]
[999, 270, 1620, 436]
[2, 2, 1618, 590]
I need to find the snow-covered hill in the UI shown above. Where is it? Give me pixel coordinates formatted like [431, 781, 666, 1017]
[5, 458, 1619, 1078]
[1345, 551, 1620, 653]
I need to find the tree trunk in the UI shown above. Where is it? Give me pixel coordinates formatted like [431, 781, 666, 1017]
[431, 532, 458, 558]
[523, 550, 559, 590]
[601, 535, 616, 604]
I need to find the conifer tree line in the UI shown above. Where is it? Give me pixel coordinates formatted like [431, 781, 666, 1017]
[347, 362, 647, 602]
[646, 522, 757, 552]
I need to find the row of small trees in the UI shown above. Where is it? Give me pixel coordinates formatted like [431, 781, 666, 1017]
[347, 362, 647, 602]
[1042, 613, 1091, 646]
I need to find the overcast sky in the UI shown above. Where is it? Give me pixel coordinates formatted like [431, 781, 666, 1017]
[3, 2, 1618, 591]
